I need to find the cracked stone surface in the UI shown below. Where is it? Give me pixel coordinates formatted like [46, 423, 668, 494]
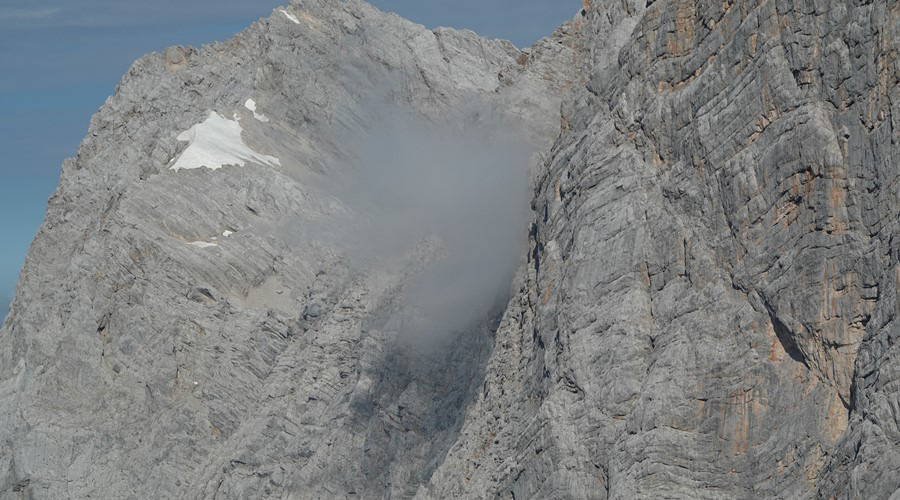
[1, 0, 898, 499]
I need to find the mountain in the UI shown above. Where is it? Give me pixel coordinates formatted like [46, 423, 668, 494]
[1, 0, 898, 499]
[0, 296, 7, 326]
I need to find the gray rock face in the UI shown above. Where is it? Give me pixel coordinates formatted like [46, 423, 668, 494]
[0, 294, 8, 326]
[0, 0, 898, 499]
[0, 1, 577, 498]
[425, 1, 899, 498]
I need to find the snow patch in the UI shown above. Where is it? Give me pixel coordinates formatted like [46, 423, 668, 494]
[222, 230, 234, 237]
[244, 99, 269, 123]
[279, 9, 300, 25]
[188, 241, 218, 248]
[170, 111, 280, 171]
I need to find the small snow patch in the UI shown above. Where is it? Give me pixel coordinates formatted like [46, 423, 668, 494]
[188, 241, 218, 248]
[170, 111, 280, 171]
[244, 99, 269, 123]
[222, 230, 234, 237]
[279, 9, 300, 25]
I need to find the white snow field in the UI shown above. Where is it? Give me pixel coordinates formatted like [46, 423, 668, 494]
[170, 111, 280, 171]
[244, 99, 270, 122]
[279, 9, 301, 25]
[187, 241, 218, 248]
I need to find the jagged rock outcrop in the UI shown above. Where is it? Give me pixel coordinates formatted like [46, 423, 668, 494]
[0, 2, 577, 498]
[1, 0, 897, 499]
[423, 1, 899, 498]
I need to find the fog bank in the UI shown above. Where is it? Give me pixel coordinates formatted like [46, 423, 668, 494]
[303, 98, 536, 343]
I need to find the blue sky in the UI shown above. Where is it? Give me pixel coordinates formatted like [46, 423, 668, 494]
[0, 0, 578, 321]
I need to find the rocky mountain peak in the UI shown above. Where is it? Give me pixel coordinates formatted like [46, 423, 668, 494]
[1, 1, 898, 499]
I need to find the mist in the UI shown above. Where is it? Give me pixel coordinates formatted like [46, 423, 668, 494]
[291, 97, 535, 345]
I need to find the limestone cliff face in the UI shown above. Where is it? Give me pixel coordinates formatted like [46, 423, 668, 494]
[1, 0, 898, 499]
[425, 1, 899, 498]
[0, 2, 576, 498]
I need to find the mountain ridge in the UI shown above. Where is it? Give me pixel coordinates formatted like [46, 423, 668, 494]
[1, 0, 898, 498]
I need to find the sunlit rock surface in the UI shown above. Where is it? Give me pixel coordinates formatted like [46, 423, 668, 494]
[1, 0, 897, 498]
